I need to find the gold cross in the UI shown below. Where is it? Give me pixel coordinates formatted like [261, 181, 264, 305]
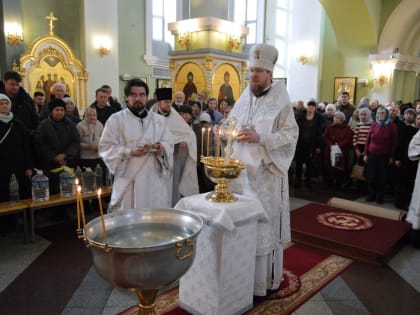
[45, 12, 58, 36]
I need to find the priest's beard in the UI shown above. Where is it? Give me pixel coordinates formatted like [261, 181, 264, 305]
[128, 103, 147, 118]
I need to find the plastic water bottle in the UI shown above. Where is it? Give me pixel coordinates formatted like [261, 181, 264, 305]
[105, 167, 112, 188]
[32, 169, 49, 202]
[59, 167, 75, 197]
[9, 173, 19, 204]
[82, 167, 96, 193]
[95, 163, 103, 189]
[75, 165, 82, 183]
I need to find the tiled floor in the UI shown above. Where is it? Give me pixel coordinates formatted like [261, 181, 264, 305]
[0, 195, 419, 315]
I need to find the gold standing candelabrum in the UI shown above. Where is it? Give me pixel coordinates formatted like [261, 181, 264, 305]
[201, 117, 244, 203]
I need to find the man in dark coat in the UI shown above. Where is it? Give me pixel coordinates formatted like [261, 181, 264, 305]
[0, 70, 39, 136]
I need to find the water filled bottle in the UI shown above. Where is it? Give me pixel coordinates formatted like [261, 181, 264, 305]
[105, 167, 112, 188]
[75, 165, 82, 183]
[82, 167, 96, 193]
[59, 167, 75, 197]
[32, 169, 49, 202]
[9, 173, 19, 204]
[95, 163, 103, 189]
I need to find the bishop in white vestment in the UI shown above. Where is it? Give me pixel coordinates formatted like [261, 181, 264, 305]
[99, 78, 174, 212]
[229, 44, 298, 296]
[407, 129, 420, 246]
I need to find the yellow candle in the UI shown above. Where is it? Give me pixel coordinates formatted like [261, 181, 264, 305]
[218, 129, 222, 157]
[201, 127, 204, 156]
[207, 127, 211, 156]
[97, 188, 108, 243]
[76, 184, 81, 230]
[80, 189, 86, 232]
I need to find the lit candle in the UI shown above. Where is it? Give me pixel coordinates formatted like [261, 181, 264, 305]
[207, 126, 211, 156]
[97, 188, 108, 243]
[80, 187, 86, 233]
[201, 127, 204, 156]
[218, 128, 222, 157]
[76, 183, 81, 230]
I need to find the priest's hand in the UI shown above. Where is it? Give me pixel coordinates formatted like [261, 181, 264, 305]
[131, 147, 149, 156]
[237, 128, 260, 143]
[154, 143, 164, 156]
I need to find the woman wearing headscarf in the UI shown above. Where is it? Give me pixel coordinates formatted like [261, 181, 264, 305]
[0, 94, 33, 234]
[363, 106, 398, 204]
[324, 111, 353, 190]
[0, 94, 33, 201]
[34, 98, 80, 194]
[76, 107, 105, 181]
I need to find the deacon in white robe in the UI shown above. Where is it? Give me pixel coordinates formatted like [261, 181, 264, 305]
[99, 79, 174, 212]
[229, 44, 298, 296]
[152, 88, 199, 206]
[407, 129, 420, 246]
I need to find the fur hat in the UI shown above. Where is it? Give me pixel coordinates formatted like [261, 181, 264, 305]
[156, 88, 172, 101]
[48, 98, 66, 111]
[248, 43, 278, 72]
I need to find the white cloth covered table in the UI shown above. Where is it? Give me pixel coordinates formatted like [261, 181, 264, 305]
[175, 193, 266, 315]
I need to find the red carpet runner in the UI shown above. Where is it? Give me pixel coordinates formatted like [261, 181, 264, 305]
[120, 243, 352, 315]
[291, 203, 412, 265]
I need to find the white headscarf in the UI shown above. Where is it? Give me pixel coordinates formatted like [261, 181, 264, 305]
[0, 93, 14, 123]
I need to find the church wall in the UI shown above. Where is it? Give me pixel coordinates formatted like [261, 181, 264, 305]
[82, 0, 119, 106]
[117, 0, 150, 102]
[22, 0, 81, 59]
[286, 0, 323, 103]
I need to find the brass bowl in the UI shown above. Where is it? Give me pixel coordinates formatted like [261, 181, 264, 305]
[85, 208, 203, 314]
[201, 156, 244, 202]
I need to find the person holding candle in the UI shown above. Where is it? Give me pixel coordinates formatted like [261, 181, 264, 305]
[98, 78, 174, 212]
[151, 87, 198, 206]
[229, 43, 298, 296]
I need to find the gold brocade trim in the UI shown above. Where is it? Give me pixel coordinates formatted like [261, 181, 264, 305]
[248, 255, 353, 315]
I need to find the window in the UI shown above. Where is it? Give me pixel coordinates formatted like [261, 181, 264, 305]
[145, 0, 183, 67]
[231, 0, 263, 46]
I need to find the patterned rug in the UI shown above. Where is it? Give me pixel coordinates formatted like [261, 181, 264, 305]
[120, 243, 352, 315]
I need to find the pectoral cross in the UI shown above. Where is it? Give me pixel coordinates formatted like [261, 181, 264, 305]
[45, 12, 58, 36]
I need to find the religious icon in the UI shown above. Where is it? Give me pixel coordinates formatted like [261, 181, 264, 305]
[174, 62, 206, 104]
[218, 71, 235, 105]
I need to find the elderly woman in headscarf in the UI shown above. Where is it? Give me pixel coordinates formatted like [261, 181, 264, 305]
[76, 107, 105, 181]
[363, 106, 398, 204]
[63, 97, 81, 125]
[0, 93, 33, 201]
[324, 111, 353, 190]
[0, 94, 33, 234]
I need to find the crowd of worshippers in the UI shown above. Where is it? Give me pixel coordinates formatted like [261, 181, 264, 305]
[1, 69, 420, 212]
[292, 92, 420, 209]
[0, 70, 234, 209]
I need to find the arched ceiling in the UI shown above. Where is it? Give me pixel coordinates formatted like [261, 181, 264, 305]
[318, 0, 379, 56]
[378, 0, 420, 55]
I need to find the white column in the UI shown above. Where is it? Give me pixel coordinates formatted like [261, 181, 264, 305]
[82, 0, 119, 106]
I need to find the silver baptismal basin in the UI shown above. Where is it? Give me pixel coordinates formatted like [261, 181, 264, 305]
[84, 208, 203, 315]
